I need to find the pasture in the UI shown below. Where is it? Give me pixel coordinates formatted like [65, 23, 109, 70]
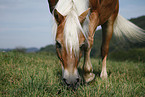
[0, 51, 145, 96]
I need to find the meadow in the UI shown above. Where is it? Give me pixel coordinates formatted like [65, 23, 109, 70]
[0, 50, 145, 97]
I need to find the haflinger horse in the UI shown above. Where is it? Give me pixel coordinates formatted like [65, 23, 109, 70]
[47, 0, 145, 88]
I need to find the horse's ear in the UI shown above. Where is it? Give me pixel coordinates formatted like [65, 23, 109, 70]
[54, 9, 64, 25]
[48, 0, 58, 13]
[79, 8, 90, 23]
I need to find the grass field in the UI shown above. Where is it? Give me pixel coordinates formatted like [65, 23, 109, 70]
[0, 51, 145, 97]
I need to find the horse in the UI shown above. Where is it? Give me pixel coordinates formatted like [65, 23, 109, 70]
[47, 0, 145, 88]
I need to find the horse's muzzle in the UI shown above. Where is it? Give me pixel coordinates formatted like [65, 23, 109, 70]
[63, 76, 81, 89]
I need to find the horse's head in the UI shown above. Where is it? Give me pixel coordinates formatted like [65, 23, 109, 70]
[53, 8, 90, 88]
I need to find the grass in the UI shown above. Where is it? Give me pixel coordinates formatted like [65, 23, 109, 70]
[0, 51, 145, 97]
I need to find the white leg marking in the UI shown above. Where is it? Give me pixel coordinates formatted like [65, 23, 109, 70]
[100, 56, 108, 79]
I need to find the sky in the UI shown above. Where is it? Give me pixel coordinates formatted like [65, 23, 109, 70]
[0, 0, 145, 49]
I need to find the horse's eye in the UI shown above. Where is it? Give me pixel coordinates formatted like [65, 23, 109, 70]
[56, 41, 62, 49]
[80, 44, 84, 50]
[80, 43, 88, 51]
[80, 43, 86, 50]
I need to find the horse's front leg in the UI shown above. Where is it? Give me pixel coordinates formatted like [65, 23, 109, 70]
[83, 11, 99, 83]
[83, 38, 95, 83]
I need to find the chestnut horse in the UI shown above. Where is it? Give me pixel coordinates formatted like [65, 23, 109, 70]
[47, 0, 145, 88]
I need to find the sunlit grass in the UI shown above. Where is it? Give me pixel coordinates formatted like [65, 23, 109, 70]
[0, 52, 144, 96]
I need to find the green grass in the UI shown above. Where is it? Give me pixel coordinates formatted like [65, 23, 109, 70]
[0, 51, 145, 97]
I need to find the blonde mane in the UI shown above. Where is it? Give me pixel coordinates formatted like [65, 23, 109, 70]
[53, 0, 89, 55]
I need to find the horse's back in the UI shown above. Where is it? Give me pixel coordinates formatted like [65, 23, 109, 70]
[99, 0, 119, 24]
[89, 0, 119, 25]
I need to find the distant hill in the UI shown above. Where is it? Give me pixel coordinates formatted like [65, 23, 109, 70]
[130, 15, 145, 29]
[39, 45, 55, 53]
[0, 47, 39, 53]
[40, 15, 145, 57]
[26, 48, 39, 53]
[0, 49, 12, 52]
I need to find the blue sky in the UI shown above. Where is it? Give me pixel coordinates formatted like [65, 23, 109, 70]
[0, 0, 145, 49]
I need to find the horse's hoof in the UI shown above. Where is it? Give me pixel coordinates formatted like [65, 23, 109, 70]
[83, 73, 95, 83]
[100, 71, 107, 80]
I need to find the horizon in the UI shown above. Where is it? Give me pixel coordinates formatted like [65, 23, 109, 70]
[0, 0, 145, 49]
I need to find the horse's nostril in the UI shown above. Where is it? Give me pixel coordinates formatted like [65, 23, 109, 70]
[76, 78, 80, 82]
[63, 78, 71, 86]
[63, 77, 80, 88]
[63, 78, 67, 84]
